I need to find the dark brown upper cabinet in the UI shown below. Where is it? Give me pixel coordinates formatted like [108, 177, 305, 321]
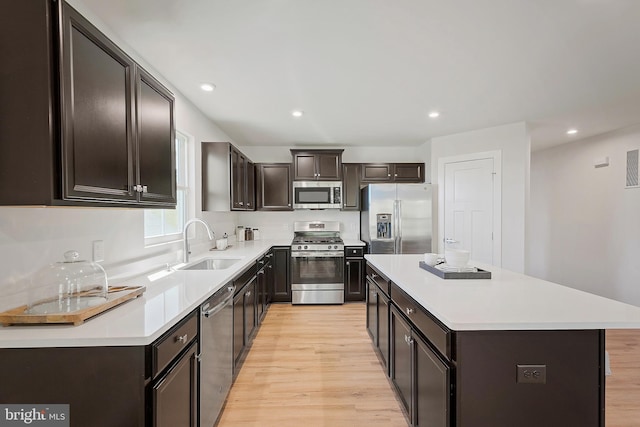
[230, 145, 254, 211]
[202, 142, 255, 211]
[136, 68, 177, 205]
[291, 150, 343, 181]
[256, 163, 293, 211]
[361, 163, 425, 183]
[341, 163, 361, 211]
[0, 0, 175, 207]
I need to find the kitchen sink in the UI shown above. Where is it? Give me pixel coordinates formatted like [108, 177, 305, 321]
[183, 258, 242, 271]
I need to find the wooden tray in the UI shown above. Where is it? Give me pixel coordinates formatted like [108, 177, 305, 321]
[0, 286, 145, 326]
[419, 261, 492, 279]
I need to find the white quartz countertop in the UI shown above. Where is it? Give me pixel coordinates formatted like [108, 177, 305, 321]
[0, 239, 291, 348]
[366, 254, 640, 331]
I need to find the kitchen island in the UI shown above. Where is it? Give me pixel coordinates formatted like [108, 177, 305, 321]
[365, 254, 640, 427]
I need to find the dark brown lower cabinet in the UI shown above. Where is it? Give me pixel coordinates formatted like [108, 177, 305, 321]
[345, 257, 365, 301]
[414, 331, 450, 427]
[366, 279, 377, 341]
[0, 346, 146, 427]
[244, 277, 257, 342]
[391, 305, 413, 416]
[233, 289, 245, 369]
[391, 304, 451, 427]
[271, 247, 291, 302]
[378, 289, 390, 372]
[152, 341, 198, 427]
[366, 277, 390, 373]
[232, 264, 261, 374]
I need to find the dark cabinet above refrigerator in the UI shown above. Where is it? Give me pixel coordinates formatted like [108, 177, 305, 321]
[361, 163, 425, 183]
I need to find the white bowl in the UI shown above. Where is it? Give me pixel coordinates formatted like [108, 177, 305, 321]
[423, 253, 439, 267]
[445, 249, 470, 268]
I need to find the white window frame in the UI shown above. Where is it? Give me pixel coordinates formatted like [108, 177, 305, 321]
[144, 131, 192, 246]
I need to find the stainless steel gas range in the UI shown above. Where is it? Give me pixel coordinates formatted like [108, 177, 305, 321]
[290, 221, 344, 304]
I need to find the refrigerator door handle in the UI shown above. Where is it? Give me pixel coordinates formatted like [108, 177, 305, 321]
[397, 200, 403, 241]
[397, 199, 403, 253]
[392, 200, 396, 253]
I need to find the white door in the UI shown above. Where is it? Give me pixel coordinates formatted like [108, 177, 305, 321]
[440, 153, 500, 266]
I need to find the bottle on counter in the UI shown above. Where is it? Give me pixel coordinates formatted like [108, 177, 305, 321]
[237, 226, 245, 242]
[245, 227, 253, 241]
[252, 228, 260, 240]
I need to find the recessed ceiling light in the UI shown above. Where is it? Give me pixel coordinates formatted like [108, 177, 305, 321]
[291, 110, 304, 118]
[428, 111, 440, 118]
[567, 128, 578, 135]
[200, 83, 216, 92]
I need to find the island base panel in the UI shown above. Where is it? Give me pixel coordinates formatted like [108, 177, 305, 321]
[455, 329, 604, 427]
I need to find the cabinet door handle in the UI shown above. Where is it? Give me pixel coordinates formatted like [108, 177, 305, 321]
[346, 261, 350, 265]
[258, 270, 264, 275]
[387, 173, 391, 177]
[239, 202, 244, 206]
[176, 334, 188, 344]
[142, 185, 148, 193]
[406, 307, 415, 315]
[246, 291, 251, 297]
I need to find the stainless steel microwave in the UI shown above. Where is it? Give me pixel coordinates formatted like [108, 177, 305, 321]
[292, 181, 342, 209]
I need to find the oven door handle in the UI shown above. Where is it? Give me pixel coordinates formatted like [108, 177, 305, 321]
[291, 251, 345, 258]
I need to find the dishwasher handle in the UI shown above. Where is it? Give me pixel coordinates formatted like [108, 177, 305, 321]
[202, 286, 235, 318]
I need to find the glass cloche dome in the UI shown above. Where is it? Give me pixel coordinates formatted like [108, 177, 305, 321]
[27, 250, 108, 314]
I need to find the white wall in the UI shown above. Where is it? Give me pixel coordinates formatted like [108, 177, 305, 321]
[528, 124, 640, 306]
[430, 122, 530, 272]
[0, 1, 236, 311]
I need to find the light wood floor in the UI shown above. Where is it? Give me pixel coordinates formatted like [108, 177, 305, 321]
[606, 329, 640, 426]
[217, 304, 640, 427]
[217, 303, 407, 427]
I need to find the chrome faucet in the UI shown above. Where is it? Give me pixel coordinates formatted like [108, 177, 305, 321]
[183, 218, 215, 263]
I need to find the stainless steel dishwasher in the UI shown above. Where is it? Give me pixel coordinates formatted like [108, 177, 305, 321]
[199, 284, 235, 427]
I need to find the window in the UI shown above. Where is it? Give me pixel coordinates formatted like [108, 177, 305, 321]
[144, 132, 189, 243]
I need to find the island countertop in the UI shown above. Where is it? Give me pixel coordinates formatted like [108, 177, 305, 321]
[365, 254, 640, 331]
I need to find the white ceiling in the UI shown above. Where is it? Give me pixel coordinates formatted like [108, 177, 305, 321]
[75, 0, 640, 150]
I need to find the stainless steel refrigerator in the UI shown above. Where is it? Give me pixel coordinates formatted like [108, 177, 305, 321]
[360, 183, 433, 254]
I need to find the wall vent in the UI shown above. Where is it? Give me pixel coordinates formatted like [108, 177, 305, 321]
[626, 149, 639, 188]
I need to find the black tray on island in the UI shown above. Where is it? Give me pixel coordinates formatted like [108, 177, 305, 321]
[419, 261, 492, 279]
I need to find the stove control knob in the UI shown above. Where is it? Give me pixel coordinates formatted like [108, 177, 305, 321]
[334, 245, 338, 249]
[304, 245, 308, 250]
[328, 245, 331, 250]
[297, 245, 302, 250]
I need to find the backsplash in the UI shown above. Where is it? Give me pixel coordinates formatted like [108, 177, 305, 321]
[236, 210, 360, 241]
[0, 207, 231, 312]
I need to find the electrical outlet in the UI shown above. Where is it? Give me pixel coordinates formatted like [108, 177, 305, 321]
[92, 240, 104, 262]
[517, 364, 546, 384]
